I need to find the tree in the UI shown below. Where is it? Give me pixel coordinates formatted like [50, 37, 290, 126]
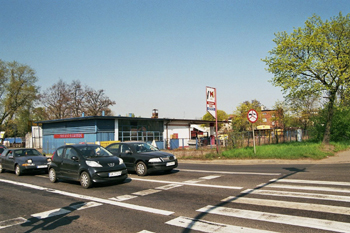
[0, 60, 39, 136]
[231, 100, 262, 132]
[202, 110, 228, 129]
[84, 87, 116, 116]
[262, 12, 350, 144]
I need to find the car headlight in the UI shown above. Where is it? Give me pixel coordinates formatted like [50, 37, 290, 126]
[173, 155, 177, 159]
[119, 158, 124, 165]
[149, 158, 162, 163]
[47, 158, 51, 162]
[86, 161, 102, 167]
[27, 159, 33, 164]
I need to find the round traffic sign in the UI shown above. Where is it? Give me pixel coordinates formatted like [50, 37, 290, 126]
[247, 109, 258, 123]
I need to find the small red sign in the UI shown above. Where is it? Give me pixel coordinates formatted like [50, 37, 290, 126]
[247, 109, 258, 123]
[54, 133, 84, 139]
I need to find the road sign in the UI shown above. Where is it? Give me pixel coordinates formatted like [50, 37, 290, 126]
[206, 87, 216, 118]
[247, 109, 258, 123]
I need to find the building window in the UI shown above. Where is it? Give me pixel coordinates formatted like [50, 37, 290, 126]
[118, 119, 164, 142]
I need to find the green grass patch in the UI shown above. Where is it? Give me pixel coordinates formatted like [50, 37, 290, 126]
[217, 141, 350, 160]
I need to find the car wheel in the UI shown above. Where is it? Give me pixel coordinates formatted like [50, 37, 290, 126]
[15, 165, 22, 176]
[49, 168, 57, 183]
[0, 163, 3, 173]
[80, 171, 92, 189]
[135, 161, 148, 176]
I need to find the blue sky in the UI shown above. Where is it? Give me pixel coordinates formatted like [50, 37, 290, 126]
[1, 0, 349, 119]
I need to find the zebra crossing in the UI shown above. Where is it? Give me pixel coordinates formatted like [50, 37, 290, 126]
[165, 178, 350, 233]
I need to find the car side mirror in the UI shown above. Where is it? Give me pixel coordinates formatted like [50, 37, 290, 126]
[71, 156, 79, 161]
[43, 153, 46, 156]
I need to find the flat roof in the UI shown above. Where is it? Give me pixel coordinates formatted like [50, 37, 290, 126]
[35, 116, 220, 125]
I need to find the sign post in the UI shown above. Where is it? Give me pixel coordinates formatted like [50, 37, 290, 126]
[206, 86, 218, 153]
[247, 109, 258, 154]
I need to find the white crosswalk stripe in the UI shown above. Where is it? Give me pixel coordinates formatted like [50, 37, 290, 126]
[166, 178, 350, 232]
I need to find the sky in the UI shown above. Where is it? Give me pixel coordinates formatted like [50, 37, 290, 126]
[1, 0, 349, 119]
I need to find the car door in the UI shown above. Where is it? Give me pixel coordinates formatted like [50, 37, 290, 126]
[61, 147, 80, 180]
[119, 144, 135, 170]
[1, 150, 13, 170]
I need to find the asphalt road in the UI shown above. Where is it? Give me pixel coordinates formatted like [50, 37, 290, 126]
[0, 160, 350, 233]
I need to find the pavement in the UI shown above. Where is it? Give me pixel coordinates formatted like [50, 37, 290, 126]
[178, 149, 350, 165]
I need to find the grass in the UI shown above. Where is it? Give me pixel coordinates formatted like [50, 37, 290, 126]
[196, 140, 350, 160]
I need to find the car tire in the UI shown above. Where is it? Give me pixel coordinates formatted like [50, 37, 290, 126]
[49, 168, 57, 183]
[15, 164, 22, 176]
[0, 163, 4, 173]
[135, 161, 148, 176]
[80, 171, 92, 189]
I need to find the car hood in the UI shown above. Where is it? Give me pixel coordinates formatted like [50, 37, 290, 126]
[86, 156, 122, 165]
[15, 156, 48, 163]
[138, 151, 175, 158]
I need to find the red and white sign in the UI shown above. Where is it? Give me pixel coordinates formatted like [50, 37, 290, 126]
[247, 109, 258, 123]
[206, 86, 216, 118]
[54, 133, 84, 139]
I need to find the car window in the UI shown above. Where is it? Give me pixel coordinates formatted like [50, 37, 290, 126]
[64, 148, 78, 160]
[78, 146, 112, 158]
[56, 148, 64, 158]
[131, 143, 158, 153]
[107, 144, 120, 154]
[120, 145, 131, 153]
[23, 149, 41, 156]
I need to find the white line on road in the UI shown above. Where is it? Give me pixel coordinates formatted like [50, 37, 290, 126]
[180, 169, 281, 176]
[0, 217, 27, 230]
[166, 216, 278, 233]
[267, 184, 350, 193]
[270, 178, 350, 186]
[131, 178, 242, 190]
[241, 189, 350, 202]
[221, 197, 350, 215]
[197, 205, 350, 233]
[0, 178, 174, 216]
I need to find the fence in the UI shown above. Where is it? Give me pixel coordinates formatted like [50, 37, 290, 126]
[164, 129, 309, 150]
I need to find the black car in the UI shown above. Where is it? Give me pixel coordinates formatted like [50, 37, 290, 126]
[105, 141, 178, 176]
[48, 144, 128, 188]
[0, 148, 50, 176]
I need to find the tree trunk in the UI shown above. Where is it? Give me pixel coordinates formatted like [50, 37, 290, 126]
[322, 91, 336, 145]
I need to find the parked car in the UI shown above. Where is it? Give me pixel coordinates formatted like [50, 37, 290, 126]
[48, 144, 128, 188]
[105, 141, 178, 176]
[0, 148, 50, 176]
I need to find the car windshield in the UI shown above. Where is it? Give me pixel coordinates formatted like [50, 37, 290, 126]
[131, 143, 159, 153]
[14, 149, 41, 157]
[78, 145, 113, 158]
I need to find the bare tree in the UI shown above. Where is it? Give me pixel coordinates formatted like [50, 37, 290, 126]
[84, 88, 116, 116]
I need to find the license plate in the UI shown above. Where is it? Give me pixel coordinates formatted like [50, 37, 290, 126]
[166, 161, 175, 166]
[109, 171, 122, 177]
[37, 165, 47, 168]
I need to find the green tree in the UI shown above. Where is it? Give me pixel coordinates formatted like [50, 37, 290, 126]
[231, 100, 262, 132]
[0, 60, 39, 136]
[262, 12, 350, 144]
[202, 110, 228, 129]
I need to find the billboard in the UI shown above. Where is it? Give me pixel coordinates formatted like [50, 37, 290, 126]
[206, 86, 216, 118]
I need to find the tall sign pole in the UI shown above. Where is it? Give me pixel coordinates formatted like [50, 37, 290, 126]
[206, 86, 218, 153]
[247, 109, 258, 154]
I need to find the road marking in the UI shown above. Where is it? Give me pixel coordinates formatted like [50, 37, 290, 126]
[155, 183, 183, 190]
[199, 175, 221, 180]
[221, 197, 350, 215]
[131, 178, 242, 190]
[270, 178, 350, 186]
[197, 205, 350, 233]
[166, 216, 278, 233]
[0, 178, 174, 216]
[180, 169, 281, 176]
[109, 195, 137, 201]
[0, 217, 27, 230]
[133, 189, 162, 196]
[242, 189, 350, 202]
[31, 208, 72, 219]
[267, 184, 350, 193]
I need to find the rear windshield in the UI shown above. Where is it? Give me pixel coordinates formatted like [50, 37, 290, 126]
[77, 146, 113, 158]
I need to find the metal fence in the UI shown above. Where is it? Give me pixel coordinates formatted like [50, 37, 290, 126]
[165, 129, 309, 150]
